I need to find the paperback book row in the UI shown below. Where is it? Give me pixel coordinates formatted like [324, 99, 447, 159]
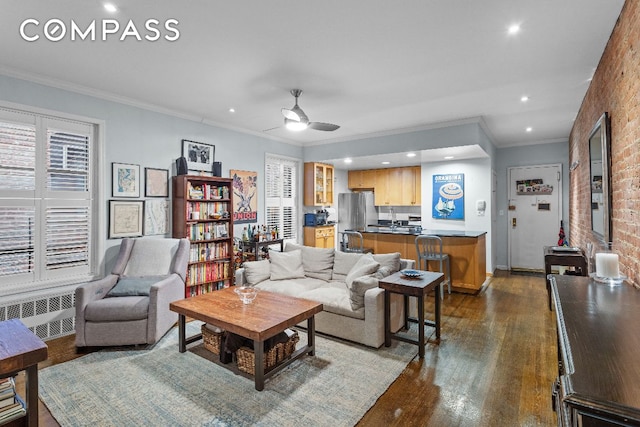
[190, 242, 230, 263]
[187, 201, 229, 221]
[187, 261, 230, 287]
[187, 281, 229, 297]
[0, 377, 26, 424]
[188, 222, 229, 241]
[188, 183, 230, 200]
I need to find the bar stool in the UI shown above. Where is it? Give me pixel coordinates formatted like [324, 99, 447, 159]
[340, 231, 373, 253]
[415, 235, 451, 299]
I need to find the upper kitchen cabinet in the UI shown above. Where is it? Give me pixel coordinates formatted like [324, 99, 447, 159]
[374, 166, 421, 206]
[304, 162, 334, 206]
[348, 169, 376, 189]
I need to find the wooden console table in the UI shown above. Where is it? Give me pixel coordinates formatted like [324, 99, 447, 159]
[543, 246, 587, 311]
[0, 319, 48, 427]
[550, 275, 640, 426]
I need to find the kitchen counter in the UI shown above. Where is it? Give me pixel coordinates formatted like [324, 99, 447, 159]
[359, 230, 487, 294]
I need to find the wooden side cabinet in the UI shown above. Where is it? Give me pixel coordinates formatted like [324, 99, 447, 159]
[304, 162, 334, 206]
[303, 225, 335, 248]
[0, 319, 48, 427]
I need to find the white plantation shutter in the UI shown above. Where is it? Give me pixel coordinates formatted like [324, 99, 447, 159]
[0, 107, 97, 292]
[265, 155, 299, 242]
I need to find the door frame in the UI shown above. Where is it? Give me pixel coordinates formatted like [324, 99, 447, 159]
[507, 163, 563, 271]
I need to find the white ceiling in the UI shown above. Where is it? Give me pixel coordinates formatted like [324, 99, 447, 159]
[0, 0, 625, 159]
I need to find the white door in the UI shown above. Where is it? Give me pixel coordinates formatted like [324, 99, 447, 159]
[508, 164, 562, 271]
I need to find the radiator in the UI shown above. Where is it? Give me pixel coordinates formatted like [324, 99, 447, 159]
[0, 285, 76, 341]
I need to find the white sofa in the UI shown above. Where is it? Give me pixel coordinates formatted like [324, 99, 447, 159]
[234, 243, 414, 348]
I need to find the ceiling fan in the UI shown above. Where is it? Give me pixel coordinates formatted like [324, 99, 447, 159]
[279, 89, 340, 132]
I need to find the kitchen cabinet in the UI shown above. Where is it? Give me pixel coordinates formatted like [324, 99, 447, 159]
[303, 225, 335, 248]
[373, 166, 421, 206]
[348, 169, 376, 189]
[304, 162, 334, 206]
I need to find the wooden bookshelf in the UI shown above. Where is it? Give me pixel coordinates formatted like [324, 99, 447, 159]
[172, 175, 234, 297]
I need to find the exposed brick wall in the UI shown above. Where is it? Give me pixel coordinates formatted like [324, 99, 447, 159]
[569, 0, 640, 286]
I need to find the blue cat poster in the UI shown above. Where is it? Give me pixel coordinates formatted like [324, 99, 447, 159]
[432, 174, 464, 220]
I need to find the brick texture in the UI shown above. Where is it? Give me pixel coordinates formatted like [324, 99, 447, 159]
[569, 0, 640, 286]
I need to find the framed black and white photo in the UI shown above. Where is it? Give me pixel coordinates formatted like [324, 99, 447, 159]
[112, 162, 141, 198]
[109, 200, 144, 238]
[145, 167, 169, 197]
[182, 139, 215, 172]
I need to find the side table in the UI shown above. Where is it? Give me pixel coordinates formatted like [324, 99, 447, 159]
[0, 319, 48, 427]
[379, 270, 444, 358]
[543, 246, 587, 311]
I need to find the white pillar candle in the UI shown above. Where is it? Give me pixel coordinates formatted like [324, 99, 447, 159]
[595, 252, 620, 278]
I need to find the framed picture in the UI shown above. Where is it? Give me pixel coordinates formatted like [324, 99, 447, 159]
[432, 173, 465, 220]
[230, 169, 258, 224]
[112, 162, 141, 198]
[182, 139, 215, 172]
[145, 167, 169, 197]
[144, 199, 170, 235]
[109, 200, 144, 238]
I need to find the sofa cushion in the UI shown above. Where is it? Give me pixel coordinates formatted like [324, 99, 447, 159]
[85, 296, 149, 322]
[285, 243, 335, 281]
[243, 259, 271, 285]
[269, 250, 305, 281]
[345, 253, 380, 286]
[332, 251, 364, 281]
[347, 275, 380, 310]
[106, 276, 169, 297]
[300, 286, 365, 320]
[373, 252, 401, 273]
[255, 277, 327, 298]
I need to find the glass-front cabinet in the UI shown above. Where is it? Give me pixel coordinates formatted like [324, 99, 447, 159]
[304, 162, 334, 206]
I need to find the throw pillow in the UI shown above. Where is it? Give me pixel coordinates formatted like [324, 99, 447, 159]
[285, 242, 335, 281]
[269, 249, 305, 281]
[347, 275, 379, 310]
[372, 266, 393, 280]
[332, 251, 364, 280]
[373, 252, 402, 273]
[345, 253, 380, 286]
[106, 276, 169, 297]
[243, 259, 271, 285]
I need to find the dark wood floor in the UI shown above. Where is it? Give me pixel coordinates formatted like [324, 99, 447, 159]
[18, 270, 557, 426]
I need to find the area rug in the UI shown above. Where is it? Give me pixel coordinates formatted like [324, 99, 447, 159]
[39, 322, 417, 426]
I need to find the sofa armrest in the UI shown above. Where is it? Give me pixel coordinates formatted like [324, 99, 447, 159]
[235, 268, 246, 286]
[74, 274, 119, 347]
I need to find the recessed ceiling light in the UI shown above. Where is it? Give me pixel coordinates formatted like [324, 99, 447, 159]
[228, 108, 235, 113]
[381, 161, 390, 165]
[444, 156, 454, 160]
[508, 24, 520, 35]
[344, 158, 353, 164]
[104, 3, 118, 13]
[406, 152, 416, 158]
[526, 127, 533, 132]
[520, 96, 529, 102]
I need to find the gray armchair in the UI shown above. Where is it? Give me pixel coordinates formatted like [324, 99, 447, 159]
[75, 237, 189, 348]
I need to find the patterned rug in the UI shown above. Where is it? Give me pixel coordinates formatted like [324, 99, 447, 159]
[39, 322, 417, 426]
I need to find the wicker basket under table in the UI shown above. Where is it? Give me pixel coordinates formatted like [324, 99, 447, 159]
[201, 324, 224, 355]
[236, 329, 299, 376]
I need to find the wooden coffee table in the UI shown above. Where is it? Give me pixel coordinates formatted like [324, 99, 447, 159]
[169, 287, 323, 390]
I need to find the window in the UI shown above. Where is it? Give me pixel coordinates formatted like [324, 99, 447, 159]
[265, 154, 299, 242]
[0, 107, 98, 295]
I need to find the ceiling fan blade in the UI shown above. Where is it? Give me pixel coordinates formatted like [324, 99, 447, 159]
[309, 122, 340, 131]
[281, 108, 301, 121]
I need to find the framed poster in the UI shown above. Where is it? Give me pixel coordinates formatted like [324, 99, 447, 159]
[182, 139, 215, 172]
[230, 169, 257, 224]
[112, 162, 140, 198]
[432, 173, 465, 220]
[109, 200, 144, 238]
[145, 167, 169, 197]
[144, 199, 170, 235]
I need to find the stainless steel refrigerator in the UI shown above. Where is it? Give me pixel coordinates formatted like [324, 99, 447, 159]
[338, 192, 377, 232]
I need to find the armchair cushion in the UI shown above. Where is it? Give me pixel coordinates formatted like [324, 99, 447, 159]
[106, 275, 171, 297]
[85, 296, 150, 322]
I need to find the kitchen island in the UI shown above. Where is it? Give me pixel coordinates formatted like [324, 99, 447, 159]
[360, 228, 487, 294]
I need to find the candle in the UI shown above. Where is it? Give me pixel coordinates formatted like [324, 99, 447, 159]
[595, 252, 620, 278]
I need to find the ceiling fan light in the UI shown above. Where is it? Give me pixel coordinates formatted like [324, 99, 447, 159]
[285, 118, 308, 131]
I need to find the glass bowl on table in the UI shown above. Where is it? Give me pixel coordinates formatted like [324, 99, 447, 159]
[235, 286, 259, 304]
